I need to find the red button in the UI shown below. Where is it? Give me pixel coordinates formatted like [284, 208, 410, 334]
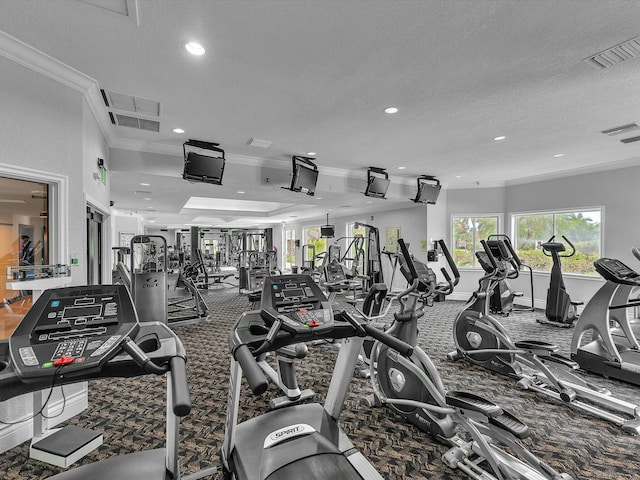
[74, 357, 85, 363]
[53, 355, 74, 366]
[308, 320, 320, 327]
[299, 308, 308, 313]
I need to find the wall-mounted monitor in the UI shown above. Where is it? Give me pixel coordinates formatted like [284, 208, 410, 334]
[287, 156, 318, 196]
[321, 225, 335, 238]
[182, 139, 225, 185]
[412, 176, 441, 204]
[364, 167, 390, 199]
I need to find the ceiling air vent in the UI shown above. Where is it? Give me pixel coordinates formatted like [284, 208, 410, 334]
[114, 114, 160, 132]
[584, 36, 640, 69]
[601, 123, 640, 136]
[247, 137, 273, 148]
[620, 135, 640, 144]
[101, 89, 161, 132]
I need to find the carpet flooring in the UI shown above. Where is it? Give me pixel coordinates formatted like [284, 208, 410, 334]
[1, 284, 639, 479]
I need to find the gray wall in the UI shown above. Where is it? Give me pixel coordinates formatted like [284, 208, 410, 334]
[446, 165, 640, 306]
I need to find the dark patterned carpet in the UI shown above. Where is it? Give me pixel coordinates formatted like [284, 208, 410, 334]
[1, 284, 640, 479]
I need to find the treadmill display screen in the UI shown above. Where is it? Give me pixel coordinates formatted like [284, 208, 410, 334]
[283, 289, 305, 298]
[63, 305, 103, 320]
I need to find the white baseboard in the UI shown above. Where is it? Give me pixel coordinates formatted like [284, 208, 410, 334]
[0, 385, 88, 454]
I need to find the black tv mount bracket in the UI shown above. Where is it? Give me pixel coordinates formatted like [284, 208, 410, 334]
[417, 175, 439, 188]
[292, 155, 317, 168]
[183, 139, 223, 157]
[367, 166, 388, 180]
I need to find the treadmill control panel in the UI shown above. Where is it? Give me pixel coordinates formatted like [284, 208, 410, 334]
[261, 275, 334, 334]
[9, 284, 139, 382]
[595, 258, 640, 286]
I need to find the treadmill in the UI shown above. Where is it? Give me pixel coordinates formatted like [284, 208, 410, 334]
[2, 284, 191, 479]
[571, 258, 640, 386]
[222, 274, 415, 479]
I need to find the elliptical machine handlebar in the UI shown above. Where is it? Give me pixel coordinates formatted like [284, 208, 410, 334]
[234, 344, 269, 396]
[437, 239, 460, 287]
[340, 309, 414, 357]
[542, 235, 576, 258]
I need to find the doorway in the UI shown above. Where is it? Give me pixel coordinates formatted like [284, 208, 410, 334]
[86, 204, 104, 285]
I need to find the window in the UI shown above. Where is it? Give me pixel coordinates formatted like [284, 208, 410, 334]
[451, 215, 499, 268]
[0, 176, 50, 339]
[302, 226, 327, 266]
[512, 209, 601, 275]
[284, 226, 296, 270]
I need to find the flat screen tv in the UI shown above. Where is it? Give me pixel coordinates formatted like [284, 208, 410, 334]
[365, 176, 390, 198]
[183, 140, 225, 185]
[321, 225, 335, 238]
[413, 180, 441, 204]
[288, 156, 318, 196]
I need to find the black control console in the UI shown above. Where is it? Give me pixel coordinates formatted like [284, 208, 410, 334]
[260, 275, 334, 334]
[9, 284, 139, 382]
[594, 258, 640, 286]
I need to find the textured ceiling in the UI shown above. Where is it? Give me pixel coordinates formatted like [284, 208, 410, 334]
[1, 0, 640, 227]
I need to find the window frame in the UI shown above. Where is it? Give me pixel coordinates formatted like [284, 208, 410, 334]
[510, 206, 604, 277]
[0, 162, 67, 266]
[451, 213, 502, 269]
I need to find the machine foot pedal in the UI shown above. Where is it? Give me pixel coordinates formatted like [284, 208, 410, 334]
[489, 409, 530, 439]
[445, 391, 502, 417]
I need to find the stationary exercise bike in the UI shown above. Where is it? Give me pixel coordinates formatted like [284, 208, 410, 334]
[364, 239, 573, 479]
[537, 236, 582, 327]
[448, 239, 640, 434]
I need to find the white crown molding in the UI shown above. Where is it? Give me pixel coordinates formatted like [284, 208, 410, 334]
[0, 30, 116, 147]
[0, 30, 94, 92]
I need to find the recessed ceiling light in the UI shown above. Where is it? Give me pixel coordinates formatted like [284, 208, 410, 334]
[237, 191, 245, 194]
[494, 135, 506, 141]
[143, 197, 151, 200]
[366, 201, 373, 204]
[315, 197, 322, 200]
[397, 166, 406, 170]
[306, 152, 316, 156]
[455, 175, 462, 178]
[384, 106, 399, 114]
[140, 182, 150, 186]
[184, 42, 205, 56]
[553, 153, 565, 157]
[172, 128, 185, 134]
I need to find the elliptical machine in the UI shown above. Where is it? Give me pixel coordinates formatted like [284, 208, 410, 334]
[447, 238, 640, 435]
[486, 234, 534, 315]
[363, 239, 573, 479]
[537, 236, 582, 327]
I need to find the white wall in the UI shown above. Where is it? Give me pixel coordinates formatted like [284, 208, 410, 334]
[0, 54, 90, 453]
[0, 56, 85, 282]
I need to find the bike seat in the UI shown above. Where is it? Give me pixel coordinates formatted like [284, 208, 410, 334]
[489, 409, 530, 439]
[445, 391, 502, 417]
[514, 340, 559, 355]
